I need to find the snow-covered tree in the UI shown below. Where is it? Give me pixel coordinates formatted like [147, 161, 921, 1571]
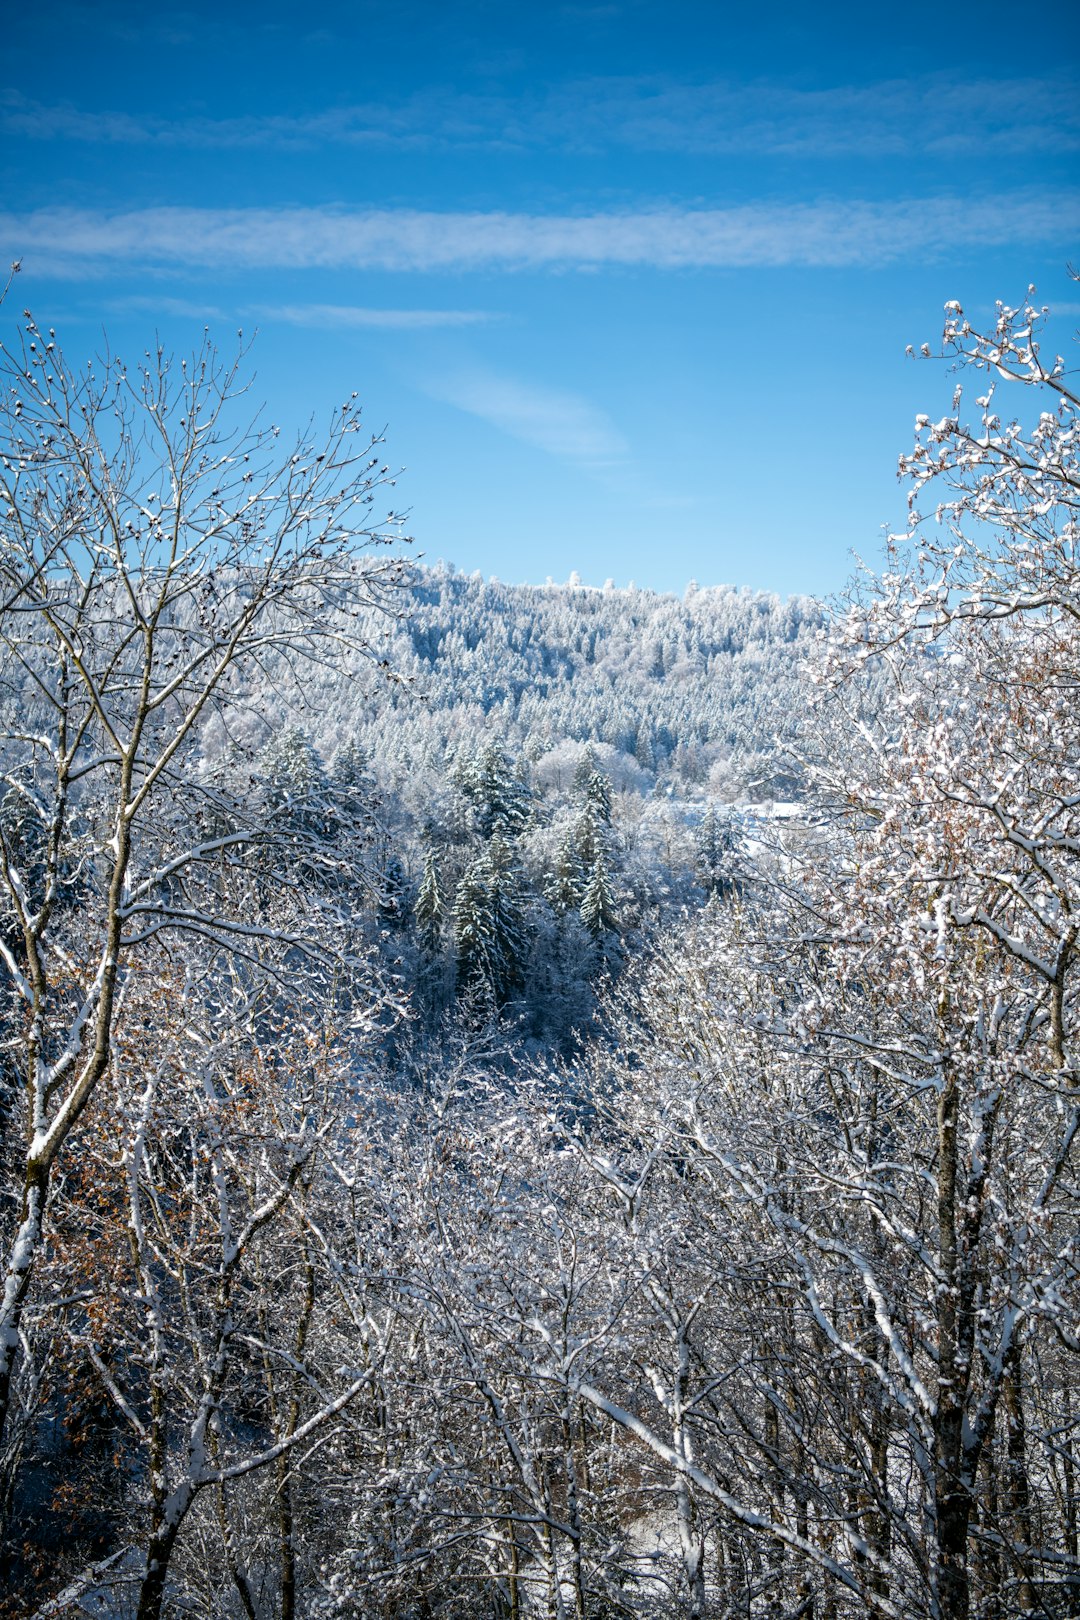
[545, 825, 584, 916]
[579, 848, 618, 940]
[453, 829, 530, 1007]
[544, 281, 1080, 1620]
[693, 801, 742, 896]
[0, 318, 409, 1452]
[455, 741, 532, 840]
[414, 845, 444, 955]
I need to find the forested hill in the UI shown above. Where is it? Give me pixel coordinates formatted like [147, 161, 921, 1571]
[276, 563, 825, 803]
[210, 564, 827, 1048]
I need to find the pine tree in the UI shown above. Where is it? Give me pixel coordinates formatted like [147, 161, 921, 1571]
[634, 720, 656, 773]
[378, 852, 407, 929]
[414, 847, 444, 955]
[579, 849, 618, 939]
[259, 725, 337, 875]
[484, 829, 530, 1001]
[584, 768, 612, 825]
[694, 802, 740, 897]
[262, 725, 326, 822]
[455, 742, 532, 839]
[453, 831, 530, 1005]
[569, 758, 620, 937]
[453, 858, 492, 998]
[546, 829, 584, 916]
[574, 802, 600, 869]
[572, 746, 598, 800]
[330, 738, 373, 792]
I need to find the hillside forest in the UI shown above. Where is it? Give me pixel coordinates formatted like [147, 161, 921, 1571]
[0, 286, 1076, 1620]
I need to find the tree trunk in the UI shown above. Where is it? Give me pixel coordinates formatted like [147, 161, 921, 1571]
[935, 1060, 972, 1620]
[279, 1451, 297, 1620]
[934, 1465, 972, 1620]
[136, 1505, 190, 1620]
[764, 1380, 784, 1618]
[869, 1396, 891, 1613]
[217, 1480, 258, 1620]
[1003, 1355, 1035, 1612]
[0, 1169, 47, 1444]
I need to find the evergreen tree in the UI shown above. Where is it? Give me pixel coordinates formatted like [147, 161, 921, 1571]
[568, 757, 621, 940]
[483, 829, 530, 1002]
[453, 830, 530, 1005]
[456, 742, 532, 839]
[574, 802, 600, 869]
[378, 852, 407, 929]
[584, 768, 612, 825]
[634, 720, 656, 773]
[579, 849, 618, 939]
[415, 847, 444, 956]
[258, 725, 341, 883]
[330, 738, 373, 792]
[546, 828, 584, 916]
[261, 726, 335, 838]
[694, 802, 741, 897]
[453, 858, 491, 998]
[572, 746, 598, 800]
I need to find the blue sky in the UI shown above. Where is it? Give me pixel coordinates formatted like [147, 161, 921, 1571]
[2, 0, 1078, 598]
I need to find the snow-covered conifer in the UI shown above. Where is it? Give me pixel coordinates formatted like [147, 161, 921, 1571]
[579, 850, 618, 939]
[415, 846, 444, 955]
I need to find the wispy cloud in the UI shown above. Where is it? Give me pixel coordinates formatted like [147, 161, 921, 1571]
[3, 73, 1076, 159]
[0, 90, 441, 152]
[90, 295, 499, 330]
[549, 73, 1080, 160]
[249, 303, 500, 328]
[3, 194, 1076, 279]
[423, 368, 628, 468]
[102, 294, 232, 321]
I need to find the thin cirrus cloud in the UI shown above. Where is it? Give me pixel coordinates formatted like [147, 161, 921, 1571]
[0, 93, 428, 152]
[249, 303, 500, 329]
[98, 295, 499, 329]
[548, 74, 1080, 158]
[3, 193, 1077, 278]
[1, 74, 1076, 157]
[423, 369, 629, 469]
[102, 294, 232, 321]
